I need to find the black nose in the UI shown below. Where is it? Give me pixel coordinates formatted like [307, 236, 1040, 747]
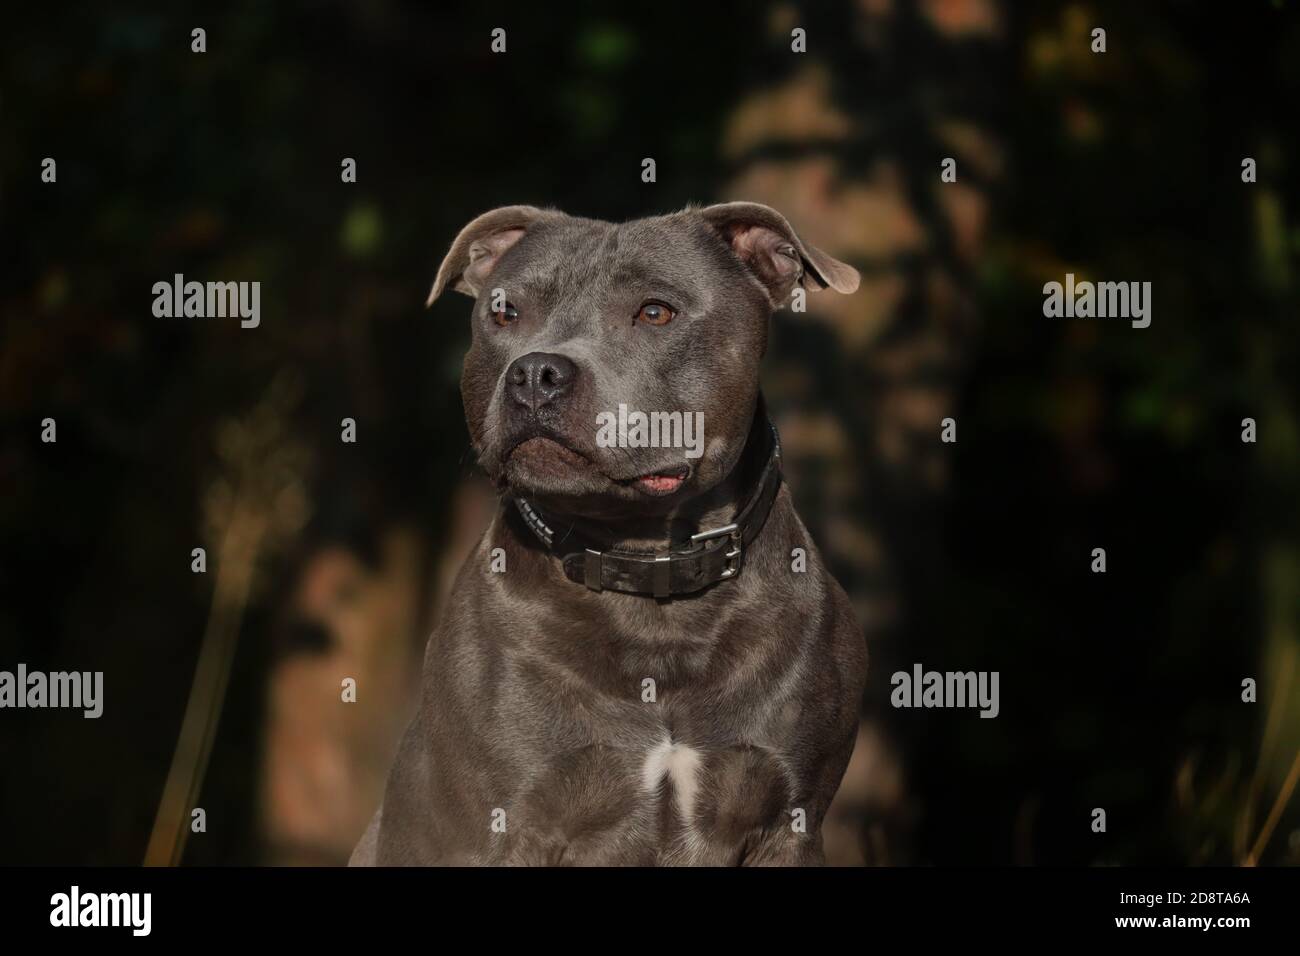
[505, 352, 577, 413]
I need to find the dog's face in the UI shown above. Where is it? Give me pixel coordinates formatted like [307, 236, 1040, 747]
[429, 203, 858, 518]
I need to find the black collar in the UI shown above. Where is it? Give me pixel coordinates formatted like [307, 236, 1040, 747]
[512, 418, 783, 598]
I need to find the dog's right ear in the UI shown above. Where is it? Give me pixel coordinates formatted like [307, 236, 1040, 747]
[427, 205, 549, 306]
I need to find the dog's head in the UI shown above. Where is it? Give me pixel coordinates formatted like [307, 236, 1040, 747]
[429, 203, 858, 518]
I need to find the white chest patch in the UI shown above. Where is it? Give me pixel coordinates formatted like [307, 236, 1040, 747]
[641, 737, 703, 822]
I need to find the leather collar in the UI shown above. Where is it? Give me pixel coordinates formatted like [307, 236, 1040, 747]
[512, 418, 783, 598]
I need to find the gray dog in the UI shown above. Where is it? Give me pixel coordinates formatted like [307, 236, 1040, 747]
[350, 202, 867, 866]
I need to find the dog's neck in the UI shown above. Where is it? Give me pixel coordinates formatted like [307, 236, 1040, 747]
[510, 404, 771, 557]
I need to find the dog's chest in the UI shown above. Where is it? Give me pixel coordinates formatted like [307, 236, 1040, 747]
[485, 594, 810, 862]
[500, 711, 799, 865]
[638, 734, 706, 822]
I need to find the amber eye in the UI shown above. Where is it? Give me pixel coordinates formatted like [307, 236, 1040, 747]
[491, 302, 519, 327]
[635, 301, 676, 326]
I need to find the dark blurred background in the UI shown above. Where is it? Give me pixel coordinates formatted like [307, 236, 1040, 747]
[2, 0, 1297, 865]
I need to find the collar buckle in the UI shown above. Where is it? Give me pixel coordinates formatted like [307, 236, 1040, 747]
[690, 521, 739, 545]
[692, 523, 743, 579]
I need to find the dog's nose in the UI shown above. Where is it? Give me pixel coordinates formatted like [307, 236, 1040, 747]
[505, 352, 577, 412]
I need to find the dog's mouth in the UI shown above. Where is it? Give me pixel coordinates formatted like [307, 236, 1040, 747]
[505, 436, 592, 480]
[619, 466, 689, 497]
[504, 436, 690, 498]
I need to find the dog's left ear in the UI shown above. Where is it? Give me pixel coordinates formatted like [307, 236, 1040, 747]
[698, 201, 859, 304]
[427, 205, 551, 306]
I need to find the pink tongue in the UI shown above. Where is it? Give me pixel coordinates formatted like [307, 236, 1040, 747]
[636, 474, 684, 493]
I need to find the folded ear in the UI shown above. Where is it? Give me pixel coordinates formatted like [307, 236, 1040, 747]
[698, 201, 859, 304]
[427, 205, 549, 306]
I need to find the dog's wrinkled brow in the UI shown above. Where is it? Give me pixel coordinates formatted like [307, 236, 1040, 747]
[605, 266, 697, 309]
[509, 264, 563, 300]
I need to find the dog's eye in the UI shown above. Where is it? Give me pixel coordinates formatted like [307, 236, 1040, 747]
[491, 302, 519, 327]
[635, 301, 676, 326]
